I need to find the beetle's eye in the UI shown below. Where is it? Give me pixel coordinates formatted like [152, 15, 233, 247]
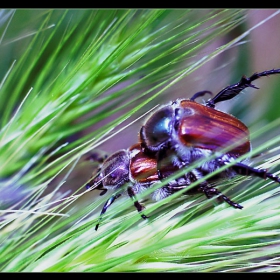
[142, 107, 173, 151]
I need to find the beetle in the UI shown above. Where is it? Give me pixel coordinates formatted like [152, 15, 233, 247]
[87, 68, 280, 230]
[88, 142, 245, 230]
[87, 143, 165, 230]
[140, 69, 280, 188]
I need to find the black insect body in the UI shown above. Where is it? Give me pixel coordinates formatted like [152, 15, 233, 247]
[87, 69, 280, 229]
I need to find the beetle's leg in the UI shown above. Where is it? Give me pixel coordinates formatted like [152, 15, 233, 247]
[95, 193, 121, 231]
[190, 90, 212, 101]
[85, 174, 108, 196]
[127, 186, 148, 219]
[232, 162, 280, 184]
[85, 174, 100, 190]
[97, 188, 108, 196]
[85, 153, 108, 195]
[206, 68, 280, 108]
[188, 170, 243, 208]
[198, 183, 243, 209]
[84, 152, 107, 164]
[165, 170, 243, 209]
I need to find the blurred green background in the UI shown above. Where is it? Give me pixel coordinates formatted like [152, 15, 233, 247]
[1, 9, 280, 272]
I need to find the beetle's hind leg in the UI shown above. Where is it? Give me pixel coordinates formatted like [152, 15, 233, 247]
[198, 183, 243, 209]
[206, 68, 280, 108]
[232, 162, 280, 184]
[166, 169, 244, 209]
[190, 90, 213, 101]
[198, 161, 280, 210]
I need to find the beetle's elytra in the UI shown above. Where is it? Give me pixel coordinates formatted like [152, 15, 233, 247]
[86, 68, 280, 230]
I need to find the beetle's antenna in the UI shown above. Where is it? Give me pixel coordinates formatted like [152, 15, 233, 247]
[206, 68, 280, 108]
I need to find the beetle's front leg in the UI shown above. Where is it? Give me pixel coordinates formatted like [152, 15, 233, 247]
[85, 152, 108, 195]
[85, 174, 108, 196]
[95, 193, 121, 231]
